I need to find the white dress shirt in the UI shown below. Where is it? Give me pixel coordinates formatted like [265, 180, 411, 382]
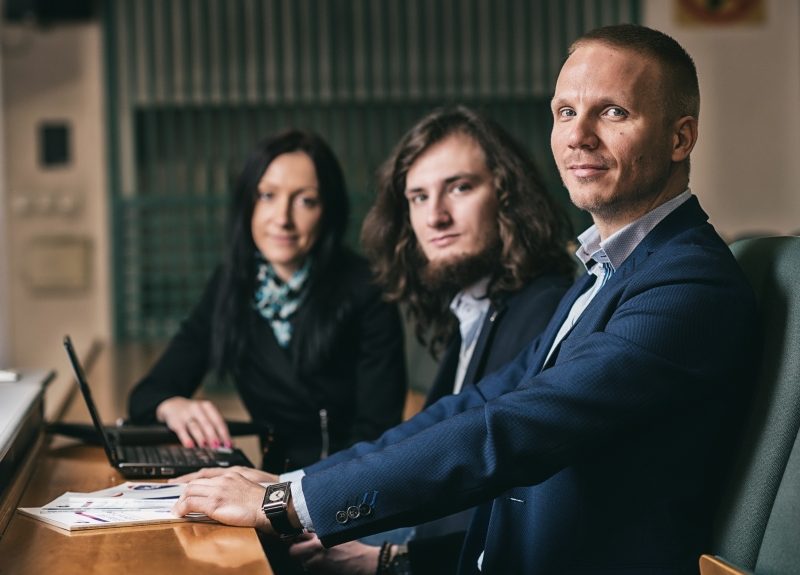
[450, 277, 492, 394]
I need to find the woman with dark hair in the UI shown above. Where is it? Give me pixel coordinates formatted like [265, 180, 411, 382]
[128, 130, 407, 472]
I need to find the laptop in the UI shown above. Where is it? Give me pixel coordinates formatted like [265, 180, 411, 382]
[63, 335, 253, 478]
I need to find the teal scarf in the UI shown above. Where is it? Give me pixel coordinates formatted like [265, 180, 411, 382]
[253, 255, 311, 348]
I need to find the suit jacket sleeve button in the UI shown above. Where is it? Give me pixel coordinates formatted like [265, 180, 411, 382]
[358, 503, 372, 516]
[335, 510, 349, 524]
[347, 505, 360, 520]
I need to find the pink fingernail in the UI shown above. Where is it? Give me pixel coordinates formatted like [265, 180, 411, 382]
[211, 440, 220, 449]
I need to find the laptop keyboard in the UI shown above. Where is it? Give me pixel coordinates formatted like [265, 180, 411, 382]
[121, 445, 217, 466]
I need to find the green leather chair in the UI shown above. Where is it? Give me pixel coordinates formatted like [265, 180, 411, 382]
[700, 236, 800, 575]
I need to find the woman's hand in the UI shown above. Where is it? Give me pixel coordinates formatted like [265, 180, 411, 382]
[288, 534, 380, 575]
[169, 465, 279, 484]
[156, 396, 231, 448]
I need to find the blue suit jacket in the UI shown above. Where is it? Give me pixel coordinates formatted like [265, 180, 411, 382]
[301, 197, 759, 574]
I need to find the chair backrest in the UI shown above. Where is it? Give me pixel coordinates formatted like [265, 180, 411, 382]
[709, 236, 800, 572]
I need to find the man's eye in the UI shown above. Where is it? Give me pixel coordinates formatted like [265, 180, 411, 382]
[558, 108, 576, 118]
[604, 107, 628, 118]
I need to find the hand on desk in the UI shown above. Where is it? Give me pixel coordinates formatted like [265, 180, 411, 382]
[288, 534, 379, 575]
[172, 470, 275, 534]
[156, 396, 231, 448]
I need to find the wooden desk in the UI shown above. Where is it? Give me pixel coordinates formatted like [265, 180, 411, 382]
[0, 342, 272, 575]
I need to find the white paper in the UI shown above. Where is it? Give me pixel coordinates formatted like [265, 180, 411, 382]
[18, 481, 210, 532]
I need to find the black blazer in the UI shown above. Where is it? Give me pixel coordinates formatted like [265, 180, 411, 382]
[408, 272, 571, 575]
[425, 273, 573, 407]
[128, 253, 407, 471]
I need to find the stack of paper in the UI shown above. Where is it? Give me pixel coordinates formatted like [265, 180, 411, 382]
[18, 481, 210, 531]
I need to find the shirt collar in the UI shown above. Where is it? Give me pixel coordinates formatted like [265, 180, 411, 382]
[450, 276, 492, 332]
[575, 189, 692, 273]
[450, 277, 490, 309]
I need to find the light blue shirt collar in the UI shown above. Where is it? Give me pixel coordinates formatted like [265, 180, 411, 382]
[450, 277, 491, 350]
[575, 189, 692, 273]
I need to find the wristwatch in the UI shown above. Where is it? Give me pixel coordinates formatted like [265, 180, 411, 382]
[261, 482, 303, 539]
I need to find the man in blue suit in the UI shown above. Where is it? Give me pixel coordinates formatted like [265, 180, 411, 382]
[174, 24, 759, 574]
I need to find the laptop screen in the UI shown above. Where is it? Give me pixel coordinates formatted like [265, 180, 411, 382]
[63, 335, 119, 465]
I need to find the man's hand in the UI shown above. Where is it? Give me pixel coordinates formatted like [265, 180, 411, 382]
[169, 465, 279, 484]
[288, 534, 380, 575]
[156, 396, 231, 448]
[172, 471, 274, 533]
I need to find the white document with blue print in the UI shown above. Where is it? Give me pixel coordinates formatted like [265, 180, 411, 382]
[18, 481, 211, 531]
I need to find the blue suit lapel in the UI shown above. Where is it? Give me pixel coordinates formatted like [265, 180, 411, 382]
[537, 196, 711, 370]
[531, 273, 594, 373]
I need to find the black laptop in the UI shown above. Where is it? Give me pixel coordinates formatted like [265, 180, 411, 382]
[63, 335, 253, 478]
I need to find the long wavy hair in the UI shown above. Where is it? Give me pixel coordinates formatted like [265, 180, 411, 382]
[211, 130, 350, 374]
[362, 106, 574, 356]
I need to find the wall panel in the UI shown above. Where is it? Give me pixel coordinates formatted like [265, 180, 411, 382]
[104, 0, 640, 340]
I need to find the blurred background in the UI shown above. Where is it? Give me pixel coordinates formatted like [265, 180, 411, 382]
[0, 0, 797, 402]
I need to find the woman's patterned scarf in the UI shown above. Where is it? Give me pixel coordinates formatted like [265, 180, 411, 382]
[253, 254, 311, 348]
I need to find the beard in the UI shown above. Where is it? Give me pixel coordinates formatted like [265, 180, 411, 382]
[419, 241, 502, 296]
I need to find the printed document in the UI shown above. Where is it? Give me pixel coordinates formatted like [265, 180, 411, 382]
[18, 481, 210, 531]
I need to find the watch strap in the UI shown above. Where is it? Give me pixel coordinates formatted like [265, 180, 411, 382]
[262, 482, 303, 539]
[268, 507, 300, 537]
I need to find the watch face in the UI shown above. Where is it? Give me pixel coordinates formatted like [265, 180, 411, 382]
[269, 488, 286, 502]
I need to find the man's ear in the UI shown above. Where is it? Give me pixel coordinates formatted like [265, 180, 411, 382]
[671, 115, 698, 162]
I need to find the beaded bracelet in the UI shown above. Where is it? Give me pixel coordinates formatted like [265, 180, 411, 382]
[387, 544, 411, 575]
[376, 541, 393, 575]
